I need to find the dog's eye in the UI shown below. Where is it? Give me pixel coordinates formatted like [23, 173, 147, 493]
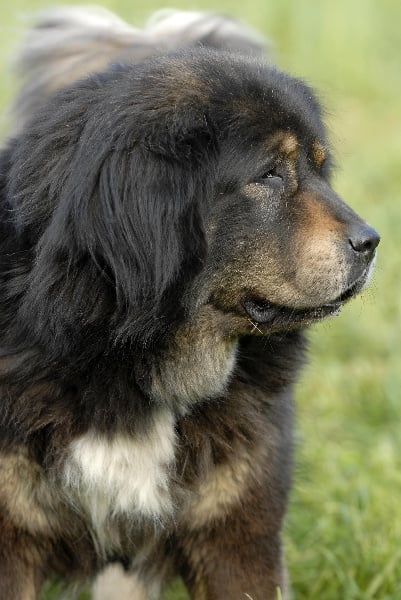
[257, 167, 283, 184]
[261, 170, 280, 180]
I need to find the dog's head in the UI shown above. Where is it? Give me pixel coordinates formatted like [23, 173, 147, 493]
[194, 57, 380, 333]
[2, 50, 379, 355]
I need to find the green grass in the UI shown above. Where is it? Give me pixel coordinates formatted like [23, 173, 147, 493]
[1, 0, 400, 598]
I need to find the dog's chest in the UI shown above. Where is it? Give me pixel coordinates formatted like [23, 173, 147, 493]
[62, 411, 176, 545]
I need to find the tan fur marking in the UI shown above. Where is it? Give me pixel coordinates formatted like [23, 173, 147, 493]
[184, 454, 252, 527]
[279, 133, 298, 159]
[293, 192, 348, 304]
[20, 579, 37, 600]
[150, 305, 238, 407]
[258, 130, 299, 160]
[311, 140, 326, 168]
[0, 449, 59, 535]
[301, 192, 343, 235]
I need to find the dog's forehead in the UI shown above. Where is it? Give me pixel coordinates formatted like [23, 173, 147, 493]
[149, 52, 330, 174]
[148, 51, 322, 121]
[164, 51, 328, 152]
[95, 50, 330, 171]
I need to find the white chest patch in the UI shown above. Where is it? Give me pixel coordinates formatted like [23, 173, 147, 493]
[63, 411, 176, 538]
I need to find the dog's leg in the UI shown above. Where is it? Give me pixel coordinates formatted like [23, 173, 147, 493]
[0, 512, 46, 600]
[177, 508, 288, 600]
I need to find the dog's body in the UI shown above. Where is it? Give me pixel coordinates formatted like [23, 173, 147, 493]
[0, 8, 379, 600]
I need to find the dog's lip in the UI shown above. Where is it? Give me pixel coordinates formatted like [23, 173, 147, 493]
[243, 268, 370, 325]
[243, 296, 341, 325]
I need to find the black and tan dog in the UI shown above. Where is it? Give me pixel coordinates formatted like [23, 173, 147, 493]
[0, 7, 379, 600]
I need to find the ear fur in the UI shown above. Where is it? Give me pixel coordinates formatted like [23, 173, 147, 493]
[3, 65, 216, 355]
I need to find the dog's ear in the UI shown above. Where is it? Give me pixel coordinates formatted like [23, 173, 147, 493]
[63, 135, 213, 343]
[9, 97, 216, 353]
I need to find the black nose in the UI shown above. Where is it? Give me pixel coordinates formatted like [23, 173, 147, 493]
[349, 224, 380, 256]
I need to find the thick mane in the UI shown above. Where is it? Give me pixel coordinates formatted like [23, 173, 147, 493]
[0, 61, 219, 359]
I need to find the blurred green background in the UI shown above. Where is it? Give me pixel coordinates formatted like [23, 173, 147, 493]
[1, 1, 400, 599]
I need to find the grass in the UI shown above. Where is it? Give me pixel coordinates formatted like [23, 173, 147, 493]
[1, 0, 400, 598]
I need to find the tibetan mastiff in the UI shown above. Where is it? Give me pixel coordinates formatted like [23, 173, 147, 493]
[0, 7, 379, 600]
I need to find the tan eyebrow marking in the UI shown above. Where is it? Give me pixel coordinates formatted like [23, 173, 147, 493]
[280, 133, 298, 160]
[311, 140, 326, 168]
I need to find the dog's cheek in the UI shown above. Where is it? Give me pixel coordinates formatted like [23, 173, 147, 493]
[201, 233, 301, 313]
[199, 186, 303, 311]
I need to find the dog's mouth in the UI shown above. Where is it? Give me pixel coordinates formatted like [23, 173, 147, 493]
[243, 268, 371, 328]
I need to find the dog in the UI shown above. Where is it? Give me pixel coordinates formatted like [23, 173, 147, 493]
[0, 7, 379, 600]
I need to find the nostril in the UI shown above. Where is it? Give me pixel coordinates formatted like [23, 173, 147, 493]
[349, 225, 380, 255]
